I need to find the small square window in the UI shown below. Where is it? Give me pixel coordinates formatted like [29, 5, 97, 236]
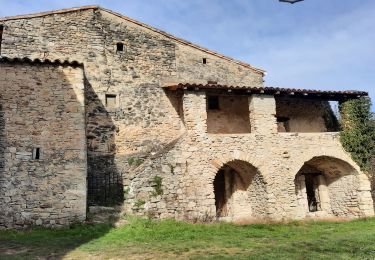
[202, 58, 207, 64]
[105, 94, 117, 109]
[32, 147, 42, 160]
[116, 42, 124, 52]
[207, 96, 219, 110]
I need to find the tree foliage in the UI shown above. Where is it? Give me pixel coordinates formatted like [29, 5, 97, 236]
[339, 97, 375, 174]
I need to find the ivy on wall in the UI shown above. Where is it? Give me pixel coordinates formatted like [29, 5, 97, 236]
[339, 97, 375, 174]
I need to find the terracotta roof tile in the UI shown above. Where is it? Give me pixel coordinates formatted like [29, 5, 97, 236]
[164, 83, 368, 100]
[0, 56, 83, 67]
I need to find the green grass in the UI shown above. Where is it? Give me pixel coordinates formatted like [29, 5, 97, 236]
[1, 217, 375, 259]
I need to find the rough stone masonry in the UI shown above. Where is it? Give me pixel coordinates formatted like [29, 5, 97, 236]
[0, 6, 373, 228]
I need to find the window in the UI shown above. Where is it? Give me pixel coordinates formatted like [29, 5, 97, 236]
[207, 96, 219, 110]
[202, 58, 207, 64]
[277, 116, 290, 132]
[116, 42, 124, 52]
[105, 94, 117, 109]
[32, 147, 42, 160]
[0, 25, 3, 55]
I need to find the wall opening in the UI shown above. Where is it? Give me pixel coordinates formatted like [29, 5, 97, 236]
[116, 42, 124, 52]
[32, 147, 42, 160]
[207, 93, 251, 134]
[295, 156, 361, 218]
[207, 95, 219, 110]
[276, 97, 339, 133]
[0, 25, 3, 55]
[213, 160, 267, 220]
[202, 58, 207, 64]
[105, 94, 117, 109]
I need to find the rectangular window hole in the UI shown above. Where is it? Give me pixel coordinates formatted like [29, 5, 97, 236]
[32, 147, 42, 160]
[202, 58, 207, 64]
[116, 42, 124, 52]
[207, 96, 219, 110]
[106, 94, 117, 109]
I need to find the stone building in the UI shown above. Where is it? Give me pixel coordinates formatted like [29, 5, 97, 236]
[0, 6, 373, 228]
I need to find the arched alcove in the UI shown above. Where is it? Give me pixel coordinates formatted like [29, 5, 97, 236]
[294, 156, 360, 218]
[213, 160, 267, 220]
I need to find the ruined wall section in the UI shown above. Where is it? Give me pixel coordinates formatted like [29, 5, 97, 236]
[0, 62, 86, 228]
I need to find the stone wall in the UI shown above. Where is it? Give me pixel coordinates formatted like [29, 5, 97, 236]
[0, 62, 86, 228]
[122, 91, 374, 221]
[0, 7, 373, 224]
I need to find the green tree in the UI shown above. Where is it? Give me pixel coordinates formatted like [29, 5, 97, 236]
[339, 97, 375, 174]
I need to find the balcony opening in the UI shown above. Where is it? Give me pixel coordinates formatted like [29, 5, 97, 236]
[275, 97, 339, 133]
[207, 94, 251, 134]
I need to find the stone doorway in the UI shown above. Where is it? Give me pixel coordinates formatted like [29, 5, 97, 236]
[295, 168, 326, 213]
[213, 160, 267, 221]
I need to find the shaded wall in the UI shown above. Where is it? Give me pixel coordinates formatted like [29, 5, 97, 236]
[0, 62, 86, 228]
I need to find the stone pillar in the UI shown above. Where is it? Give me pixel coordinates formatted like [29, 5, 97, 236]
[357, 174, 375, 217]
[316, 175, 331, 213]
[249, 95, 277, 134]
[183, 91, 207, 136]
[295, 175, 308, 215]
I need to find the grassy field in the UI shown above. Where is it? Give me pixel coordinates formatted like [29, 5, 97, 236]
[0, 217, 375, 259]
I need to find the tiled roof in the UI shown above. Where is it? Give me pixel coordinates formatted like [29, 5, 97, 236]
[164, 83, 368, 100]
[0, 6, 265, 75]
[0, 56, 83, 66]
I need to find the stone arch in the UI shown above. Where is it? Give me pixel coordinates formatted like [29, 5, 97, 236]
[294, 156, 365, 218]
[211, 158, 268, 221]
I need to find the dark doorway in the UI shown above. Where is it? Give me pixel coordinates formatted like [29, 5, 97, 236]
[213, 169, 227, 217]
[305, 173, 319, 212]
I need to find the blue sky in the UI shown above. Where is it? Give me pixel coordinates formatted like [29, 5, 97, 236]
[1, 0, 374, 110]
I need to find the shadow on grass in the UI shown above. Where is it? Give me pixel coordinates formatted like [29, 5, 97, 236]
[0, 223, 114, 259]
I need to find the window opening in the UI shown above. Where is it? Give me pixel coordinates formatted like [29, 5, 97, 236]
[277, 116, 290, 132]
[32, 147, 41, 160]
[202, 58, 207, 64]
[207, 96, 219, 110]
[0, 25, 3, 55]
[105, 94, 117, 109]
[116, 42, 124, 52]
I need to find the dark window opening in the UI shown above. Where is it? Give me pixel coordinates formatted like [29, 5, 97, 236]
[277, 116, 290, 132]
[32, 147, 41, 160]
[207, 96, 219, 110]
[203, 58, 207, 64]
[0, 25, 3, 55]
[116, 42, 124, 52]
[105, 94, 117, 109]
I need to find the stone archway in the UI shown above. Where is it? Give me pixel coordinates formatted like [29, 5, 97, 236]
[213, 160, 267, 221]
[294, 156, 364, 218]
